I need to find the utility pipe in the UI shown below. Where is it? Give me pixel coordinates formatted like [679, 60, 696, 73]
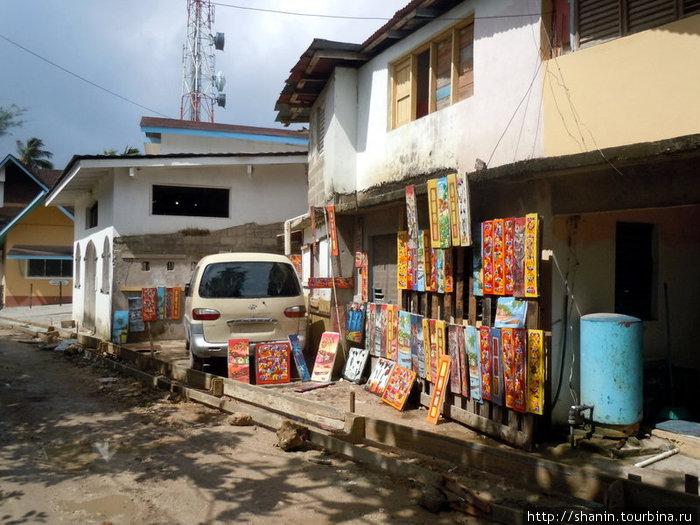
[634, 448, 679, 468]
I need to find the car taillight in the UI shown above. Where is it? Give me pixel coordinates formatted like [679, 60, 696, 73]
[284, 305, 306, 318]
[192, 308, 220, 321]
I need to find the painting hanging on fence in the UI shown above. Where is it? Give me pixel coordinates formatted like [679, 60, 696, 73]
[527, 329, 545, 415]
[346, 302, 365, 343]
[457, 324, 469, 396]
[479, 326, 492, 401]
[397, 231, 409, 290]
[428, 319, 439, 382]
[525, 213, 539, 297]
[513, 216, 526, 297]
[255, 341, 291, 385]
[447, 173, 461, 246]
[327, 205, 339, 256]
[397, 310, 412, 369]
[366, 357, 395, 395]
[427, 178, 440, 248]
[141, 287, 158, 322]
[289, 334, 310, 382]
[228, 339, 250, 383]
[444, 248, 453, 293]
[504, 217, 515, 295]
[447, 324, 463, 395]
[456, 172, 472, 246]
[157, 286, 166, 320]
[491, 328, 503, 406]
[367, 303, 376, 355]
[426, 355, 452, 424]
[405, 185, 419, 288]
[436, 248, 445, 293]
[437, 177, 451, 248]
[415, 230, 426, 291]
[343, 347, 369, 383]
[410, 313, 424, 376]
[482, 221, 494, 295]
[112, 310, 129, 343]
[171, 287, 182, 320]
[422, 317, 431, 381]
[494, 297, 528, 328]
[492, 219, 505, 296]
[311, 331, 340, 382]
[386, 304, 398, 361]
[165, 288, 173, 319]
[503, 328, 527, 413]
[465, 326, 482, 402]
[128, 296, 144, 332]
[381, 365, 417, 411]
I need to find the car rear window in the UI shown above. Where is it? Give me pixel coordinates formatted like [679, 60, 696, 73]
[198, 261, 301, 298]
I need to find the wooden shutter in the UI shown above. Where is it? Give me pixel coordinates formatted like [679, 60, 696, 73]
[393, 57, 412, 128]
[457, 23, 474, 101]
[684, 0, 700, 15]
[627, 0, 676, 33]
[577, 0, 621, 47]
[434, 37, 452, 111]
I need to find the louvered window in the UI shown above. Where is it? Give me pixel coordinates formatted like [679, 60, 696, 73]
[576, 0, 698, 49]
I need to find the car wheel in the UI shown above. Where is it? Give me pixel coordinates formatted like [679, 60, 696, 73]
[189, 349, 204, 371]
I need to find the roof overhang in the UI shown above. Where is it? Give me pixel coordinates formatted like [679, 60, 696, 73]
[7, 244, 73, 260]
[45, 152, 309, 207]
[275, 0, 462, 124]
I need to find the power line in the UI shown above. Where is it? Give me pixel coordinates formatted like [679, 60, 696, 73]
[0, 32, 172, 119]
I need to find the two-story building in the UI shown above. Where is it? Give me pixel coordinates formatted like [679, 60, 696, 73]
[45, 118, 308, 342]
[275, 0, 700, 442]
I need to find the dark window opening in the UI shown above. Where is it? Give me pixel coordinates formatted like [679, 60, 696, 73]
[87, 202, 98, 229]
[28, 259, 73, 278]
[615, 222, 655, 320]
[152, 185, 229, 218]
[415, 49, 430, 119]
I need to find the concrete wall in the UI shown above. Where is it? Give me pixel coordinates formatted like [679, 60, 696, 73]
[157, 134, 307, 155]
[543, 15, 700, 156]
[3, 206, 74, 306]
[550, 206, 700, 422]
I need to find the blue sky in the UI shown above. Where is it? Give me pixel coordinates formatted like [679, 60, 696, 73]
[0, 1, 408, 169]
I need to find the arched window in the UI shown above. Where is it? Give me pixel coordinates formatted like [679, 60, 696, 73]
[74, 245, 81, 288]
[101, 237, 111, 294]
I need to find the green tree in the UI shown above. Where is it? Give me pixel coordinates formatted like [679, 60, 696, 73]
[16, 137, 54, 170]
[0, 104, 25, 137]
[103, 145, 140, 156]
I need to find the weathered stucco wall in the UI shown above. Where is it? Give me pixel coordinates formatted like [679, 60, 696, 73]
[543, 14, 700, 156]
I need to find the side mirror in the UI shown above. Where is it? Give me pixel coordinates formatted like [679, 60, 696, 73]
[184, 283, 191, 297]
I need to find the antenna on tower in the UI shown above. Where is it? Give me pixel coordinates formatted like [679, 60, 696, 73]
[180, 0, 226, 123]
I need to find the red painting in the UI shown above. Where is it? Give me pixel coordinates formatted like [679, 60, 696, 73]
[479, 326, 492, 401]
[492, 218, 505, 295]
[171, 287, 182, 320]
[426, 355, 451, 424]
[513, 216, 526, 297]
[141, 287, 158, 322]
[482, 221, 494, 295]
[524, 213, 539, 298]
[255, 341, 291, 385]
[504, 217, 515, 295]
[311, 331, 340, 382]
[228, 339, 250, 383]
[327, 205, 338, 256]
[503, 328, 527, 413]
[381, 365, 417, 411]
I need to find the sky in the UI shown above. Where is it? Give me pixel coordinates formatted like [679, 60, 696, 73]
[0, 0, 409, 169]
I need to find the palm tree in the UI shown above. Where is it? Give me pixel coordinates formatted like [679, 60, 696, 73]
[16, 137, 54, 170]
[102, 146, 140, 156]
[0, 104, 25, 137]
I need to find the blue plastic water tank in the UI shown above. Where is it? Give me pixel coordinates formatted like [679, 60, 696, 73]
[580, 313, 643, 425]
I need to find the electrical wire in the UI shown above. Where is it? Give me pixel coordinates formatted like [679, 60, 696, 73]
[0, 32, 172, 119]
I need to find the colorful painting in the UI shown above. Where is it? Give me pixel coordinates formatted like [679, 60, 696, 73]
[307, 277, 355, 289]
[427, 178, 440, 248]
[456, 172, 472, 246]
[366, 357, 395, 395]
[397, 231, 409, 290]
[482, 221, 494, 295]
[228, 339, 250, 383]
[171, 287, 182, 320]
[422, 317, 431, 381]
[377, 304, 387, 357]
[415, 230, 426, 292]
[289, 334, 310, 382]
[447, 324, 463, 395]
[492, 219, 505, 296]
[527, 329, 545, 415]
[346, 302, 366, 343]
[458, 324, 469, 396]
[128, 296, 144, 332]
[367, 303, 376, 355]
[494, 297, 528, 328]
[255, 342, 291, 385]
[428, 319, 438, 383]
[472, 227, 483, 297]
[343, 347, 369, 383]
[513, 216, 526, 297]
[386, 304, 398, 361]
[361, 252, 369, 302]
[444, 248, 453, 293]
[397, 310, 412, 369]
[289, 253, 303, 277]
[524, 213, 539, 298]
[311, 331, 340, 382]
[141, 287, 158, 322]
[405, 185, 419, 289]
[504, 217, 515, 295]
[447, 173, 461, 247]
[327, 205, 339, 256]
[437, 177, 451, 248]
[436, 248, 445, 293]
[503, 328, 527, 413]
[465, 326, 482, 402]
[111, 310, 128, 344]
[491, 328, 503, 406]
[382, 365, 417, 410]
[428, 248, 438, 292]
[410, 313, 424, 375]
[165, 288, 174, 319]
[156, 286, 166, 320]
[426, 355, 452, 424]
[479, 326, 492, 401]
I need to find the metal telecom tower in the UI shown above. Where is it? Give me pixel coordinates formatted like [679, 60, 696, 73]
[180, 0, 226, 122]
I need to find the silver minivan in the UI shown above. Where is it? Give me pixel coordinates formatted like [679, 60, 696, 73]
[183, 252, 307, 370]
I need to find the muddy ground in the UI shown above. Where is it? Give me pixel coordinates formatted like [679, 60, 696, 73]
[0, 327, 487, 525]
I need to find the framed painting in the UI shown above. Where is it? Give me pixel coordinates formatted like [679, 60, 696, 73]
[342, 347, 369, 384]
[513, 216, 526, 297]
[465, 325, 482, 402]
[504, 328, 527, 413]
[366, 357, 395, 395]
[527, 329, 545, 415]
[492, 218, 505, 296]
[504, 217, 515, 295]
[479, 326, 492, 401]
[426, 355, 451, 424]
[456, 172, 472, 246]
[128, 296, 144, 333]
[141, 287, 158, 322]
[491, 328, 503, 406]
[481, 221, 494, 295]
[494, 297, 528, 328]
[447, 173, 461, 247]
[111, 310, 128, 344]
[228, 339, 250, 383]
[381, 365, 417, 411]
[311, 331, 340, 382]
[255, 341, 291, 385]
[288, 334, 310, 382]
[524, 213, 540, 297]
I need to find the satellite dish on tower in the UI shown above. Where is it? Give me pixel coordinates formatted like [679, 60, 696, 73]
[216, 94, 226, 108]
[214, 71, 226, 92]
[214, 32, 225, 51]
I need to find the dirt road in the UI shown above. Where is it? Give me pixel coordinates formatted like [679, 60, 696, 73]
[0, 328, 477, 525]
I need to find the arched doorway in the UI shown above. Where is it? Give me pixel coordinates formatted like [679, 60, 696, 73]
[83, 241, 97, 329]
